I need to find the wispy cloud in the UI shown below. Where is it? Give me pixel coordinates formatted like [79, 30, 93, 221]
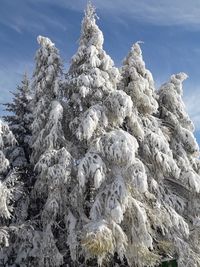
[35, 0, 200, 28]
[0, 0, 68, 34]
[95, 0, 200, 27]
[2, 0, 200, 36]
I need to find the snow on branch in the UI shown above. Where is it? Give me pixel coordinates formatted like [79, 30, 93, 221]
[95, 129, 138, 166]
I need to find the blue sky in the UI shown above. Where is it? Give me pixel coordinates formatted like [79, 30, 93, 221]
[0, 0, 200, 143]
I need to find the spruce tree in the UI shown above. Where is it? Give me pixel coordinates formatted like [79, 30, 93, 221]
[158, 73, 200, 265]
[0, 36, 72, 267]
[0, 120, 16, 217]
[116, 42, 186, 266]
[119, 42, 200, 267]
[64, 3, 120, 124]
[120, 42, 180, 179]
[0, 120, 18, 252]
[0, 3, 199, 267]
[31, 35, 64, 163]
[3, 73, 33, 164]
[0, 78, 35, 265]
[64, 6, 160, 267]
[25, 35, 72, 267]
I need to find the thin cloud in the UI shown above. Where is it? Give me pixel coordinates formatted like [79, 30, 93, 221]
[0, 1, 44, 34]
[36, 0, 200, 28]
[0, 0, 67, 34]
[2, 0, 200, 35]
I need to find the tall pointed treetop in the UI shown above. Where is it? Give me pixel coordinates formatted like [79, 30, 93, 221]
[159, 72, 194, 132]
[121, 42, 158, 115]
[33, 35, 61, 102]
[31, 35, 63, 163]
[3, 73, 33, 164]
[37, 35, 55, 48]
[159, 73, 200, 191]
[66, 2, 120, 112]
[80, 2, 103, 49]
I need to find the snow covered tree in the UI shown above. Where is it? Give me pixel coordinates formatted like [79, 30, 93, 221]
[21, 35, 73, 267]
[64, 3, 120, 116]
[158, 73, 200, 266]
[0, 36, 72, 267]
[0, 75, 38, 266]
[64, 7, 160, 267]
[0, 3, 199, 267]
[159, 73, 200, 188]
[3, 73, 33, 164]
[31, 35, 65, 163]
[118, 42, 200, 267]
[0, 120, 17, 249]
[120, 41, 158, 115]
[120, 42, 180, 180]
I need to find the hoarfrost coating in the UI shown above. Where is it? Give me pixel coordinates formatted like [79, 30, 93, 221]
[1, 2, 200, 267]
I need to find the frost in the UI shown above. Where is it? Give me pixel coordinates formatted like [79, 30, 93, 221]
[82, 220, 115, 265]
[0, 121, 17, 221]
[159, 72, 194, 131]
[39, 225, 64, 267]
[96, 129, 138, 165]
[166, 205, 189, 237]
[43, 100, 65, 149]
[0, 120, 16, 149]
[126, 115, 145, 141]
[70, 104, 108, 141]
[66, 211, 78, 261]
[65, 2, 120, 113]
[111, 221, 128, 261]
[2, 3, 200, 267]
[82, 219, 128, 266]
[177, 126, 199, 155]
[0, 151, 9, 175]
[0, 228, 9, 248]
[121, 42, 158, 115]
[104, 179, 127, 223]
[105, 90, 133, 125]
[124, 159, 148, 193]
[0, 181, 13, 219]
[34, 147, 71, 197]
[125, 197, 153, 250]
[181, 170, 200, 193]
[31, 35, 63, 163]
[42, 195, 60, 226]
[78, 152, 106, 190]
[37, 35, 55, 48]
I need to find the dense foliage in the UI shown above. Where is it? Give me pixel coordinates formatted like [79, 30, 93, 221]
[1, 3, 200, 267]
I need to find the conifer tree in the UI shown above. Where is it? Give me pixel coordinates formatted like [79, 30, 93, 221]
[158, 73, 200, 265]
[159, 72, 199, 185]
[120, 43, 200, 266]
[65, 3, 120, 118]
[31, 35, 64, 163]
[16, 35, 73, 267]
[0, 3, 199, 267]
[3, 73, 33, 164]
[20, 35, 71, 267]
[0, 36, 72, 267]
[64, 6, 161, 267]
[120, 42, 180, 179]
[1, 75, 38, 267]
[0, 120, 17, 251]
[116, 42, 184, 266]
